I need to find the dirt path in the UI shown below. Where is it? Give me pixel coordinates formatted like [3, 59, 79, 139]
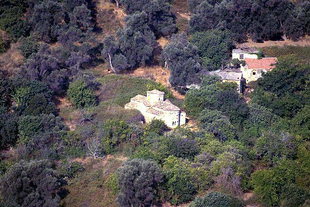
[238, 36, 310, 48]
[95, 0, 125, 39]
[127, 66, 185, 99]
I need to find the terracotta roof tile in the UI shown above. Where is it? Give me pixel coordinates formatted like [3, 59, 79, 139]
[245, 57, 278, 70]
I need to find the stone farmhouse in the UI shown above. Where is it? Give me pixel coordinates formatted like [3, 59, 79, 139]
[125, 90, 186, 128]
[241, 57, 278, 82]
[205, 47, 277, 93]
[233, 47, 278, 82]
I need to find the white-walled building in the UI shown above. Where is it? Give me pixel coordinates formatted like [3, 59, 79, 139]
[232, 48, 259, 60]
[125, 90, 186, 128]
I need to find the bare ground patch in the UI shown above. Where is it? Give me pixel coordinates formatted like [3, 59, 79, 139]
[0, 42, 24, 76]
[127, 66, 185, 99]
[238, 36, 310, 48]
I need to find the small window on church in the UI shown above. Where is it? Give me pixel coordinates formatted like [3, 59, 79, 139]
[253, 72, 256, 75]
[240, 54, 244, 59]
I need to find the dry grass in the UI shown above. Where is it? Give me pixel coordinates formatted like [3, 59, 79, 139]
[94, 0, 124, 39]
[0, 42, 24, 76]
[238, 35, 310, 48]
[128, 66, 185, 99]
[62, 155, 127, 207]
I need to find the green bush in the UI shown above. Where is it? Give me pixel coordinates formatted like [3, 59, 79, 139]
[101, 120, 132, 154]
[105, 173, 120, 195]
[189, 192, 245, 207]
[144, 119, 168, 136]
[67, 80, 97, 108]
[59, 161, 85, 179]
[117, 159, 163, 207]
[163, 156, 197, 205]
[0, 37, 9, 53]
[19, 36, 39, 58]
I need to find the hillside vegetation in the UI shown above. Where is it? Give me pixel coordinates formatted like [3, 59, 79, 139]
[0, 1, 309, 207]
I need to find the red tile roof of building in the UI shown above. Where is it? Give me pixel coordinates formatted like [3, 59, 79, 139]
[245, 57, 278, 70]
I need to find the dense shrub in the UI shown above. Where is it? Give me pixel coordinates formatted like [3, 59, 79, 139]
[163, 156, 197, 205]
[19, 36, 39, 58]
[165, 137, 200, 160]
[0, 112, 18, 150]
[18, 114, 66, 144]
[144, 119, 169, 136]
[161, 33, 202, 88]
[101, 120, 133, 154]
[253, 131, 297, 165]
[102, 12, 157, 72]
[185, 77, 249, 127]
[189, 192, 245, 207]
[0, 71, 12, 109]
[0, 160, 66, 207]
[0, 37, 10, 53]
[119, 0, 176, 37]
[117, 159, 163, 207]
[199, 109, 238, 142]
[252, 60, 310, 118]
[251, 159, 309, 207]
[189, 0, 309, 42]
[12, 80, 57, 116]
[190, 30, 234, 71]
[67, 79, 97, 108]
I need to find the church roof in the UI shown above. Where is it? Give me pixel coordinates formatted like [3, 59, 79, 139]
[147, 89, 165, 95]
[130, 93, 180, 112]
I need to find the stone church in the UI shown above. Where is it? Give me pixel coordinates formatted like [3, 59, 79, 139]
[125, 90, 186, 128]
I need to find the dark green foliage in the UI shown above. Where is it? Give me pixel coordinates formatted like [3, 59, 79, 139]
[291, 105, 310, 140]
[0, 0, 29, 40]
[144, 119, 169, 136]
[67, 79, 97, 108]
[28, 0, 65, 43]
[0, 160, 66, 207]
[102, 12, 157, 72]
[12, 79, 57, 115]
[0, 112, 18, 150]
[119, 0, 177, 37]
[0, 37, 10, 54]
[189, 192, 244, 207]
[165, 137, 200, 160]
[119, 13, 157, 68]
[101, 120, 133, 154]
[21, 44, 70, 94]
[117, 159, 163, 207]
[0, 71, 12, 109]
[19, 36, 39, 58]
[162, 33, 202, 88]
[163, 156, 197, 205]
[245, 103, 279, 129]
[17, 114, 66, 159]
[191, 30, 234, 70]
[185, 77, 248, 126]
[59, 161, 85, 179]
[189, 0, 309, 42]
[199, 109, 238, 142]
[252, 60, 310, 118]
[253, 131, 297, 165]
[251, 159, 309, 207]
[18, 114, 65, 143]
[69, 4, 94, 32]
